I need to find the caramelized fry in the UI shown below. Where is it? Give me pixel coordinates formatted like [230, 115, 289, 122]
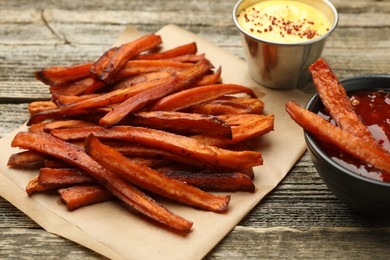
[28, 75, 176, 125]
[99, 59, 213, 127]
[35, 62, 93, 87]
[11, 132, 193, 232]
[150, 84, 256, 112]
[160, 170, 255, 192]
[38, 168, 94, 186]
[50, 77, 105, 96]
[51, 126, 263, 170]
[28, 101, 58, 116]
[194, 67, 222, 86]
[112, 60, 192, 82]
[187, 99, 253, 115]
[192, 114, 274, 146]
[285, 101, 390, 175]
[127, 111, 232, 138]
[7, 150, 45, 168]
[58, 185, 114, 211]
[26, 175, 62, 196]
[85, 134, 231, 212]
[90, 34, 162, 83]
[309, 58, 379, 147]
[135, 42, 197, 60]
[44, 120, 96, 132]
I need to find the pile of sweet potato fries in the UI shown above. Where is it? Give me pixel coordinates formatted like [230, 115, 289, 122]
[286, 58, 390, 176]
[8, 34, 274, 232]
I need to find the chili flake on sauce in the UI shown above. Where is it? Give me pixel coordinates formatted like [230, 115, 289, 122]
[237, 1, 331, 43]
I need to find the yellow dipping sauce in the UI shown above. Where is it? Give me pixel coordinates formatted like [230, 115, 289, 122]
[237, 1, 331, 43]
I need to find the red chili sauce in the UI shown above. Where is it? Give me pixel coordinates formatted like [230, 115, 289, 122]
[317, 89, 390, 182]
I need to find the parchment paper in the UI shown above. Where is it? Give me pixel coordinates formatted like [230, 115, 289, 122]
[0, 24, 312, 260]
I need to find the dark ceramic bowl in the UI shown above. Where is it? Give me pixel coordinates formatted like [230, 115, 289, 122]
[304, 74, 390, 215]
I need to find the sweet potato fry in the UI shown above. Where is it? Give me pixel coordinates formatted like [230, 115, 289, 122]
[194, 67, 222, 86]
[50, 77, 105, 96]
[7, 150, 45, 168]
[11, 132, 193, 232]
[134, 42, 197, 60]
[111, 71, 172, 90]
[160, 170, 255, 192]
[58, 185, 114, 211]
[51, 125, 263, 170]
[35, 62, 93, 87]
[187, 99, 254, 115]
[111, 60, 192, 82]
[309, 58, 379, 148]
[85, 134, 231, 212]
[28, 75, 176, 125]
[221, 114, 274, 143]
[27, 107, 103, 125]
[285, 101, 390, 175]
[38, 168, 94, 186]
[52, 93, 100, 107]
[26, 175, 62, 196]
[90, 34, 162, 83]
[28, 101, 58, 116]
[126, 111, 232, 138]
[192, 114, 274, 146]
[99, 59, 213, 127]
[150, 84, 256, 112]
[164, 54, 205, 63]
[100, 142, 212, 170]
[44, 120, 96, 132]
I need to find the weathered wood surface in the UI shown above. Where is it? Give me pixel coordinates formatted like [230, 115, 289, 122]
[1, 0, 389, 259]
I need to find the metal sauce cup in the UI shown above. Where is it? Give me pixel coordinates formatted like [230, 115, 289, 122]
[233, 0, 338, 90]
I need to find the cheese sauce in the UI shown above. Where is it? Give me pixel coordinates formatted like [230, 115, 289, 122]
[237, 1, 331, 43]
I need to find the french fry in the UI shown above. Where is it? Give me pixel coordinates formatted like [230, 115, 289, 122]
[126, 111, 232, 138]
[309, 58, 379, 148]
[285, 101, 390, 175]
[90, 34, 162, 83]
[51, 125, 263, 170]
[58, 185, 114, 211]
[35, 62, 93, 87]
[150, 84, 256, 112]
[85, 134, 231, 212]
[11, 132, 193, 232]
[134, 42, 197, 60]
[99, 59, 213, 127]
[38, 168, 94, 186]
[159, 170, 255, 192]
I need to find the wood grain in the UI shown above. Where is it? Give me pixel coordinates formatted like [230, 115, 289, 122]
[1, 0, 389, 259]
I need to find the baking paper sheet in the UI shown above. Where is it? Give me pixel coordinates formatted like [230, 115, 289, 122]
[0, 24, 312, 260]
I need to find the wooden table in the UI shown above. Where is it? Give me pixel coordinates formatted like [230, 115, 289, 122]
[1, 0, 389, 258]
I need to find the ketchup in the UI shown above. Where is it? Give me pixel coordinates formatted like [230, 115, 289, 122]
[317, 89, 390, 182]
